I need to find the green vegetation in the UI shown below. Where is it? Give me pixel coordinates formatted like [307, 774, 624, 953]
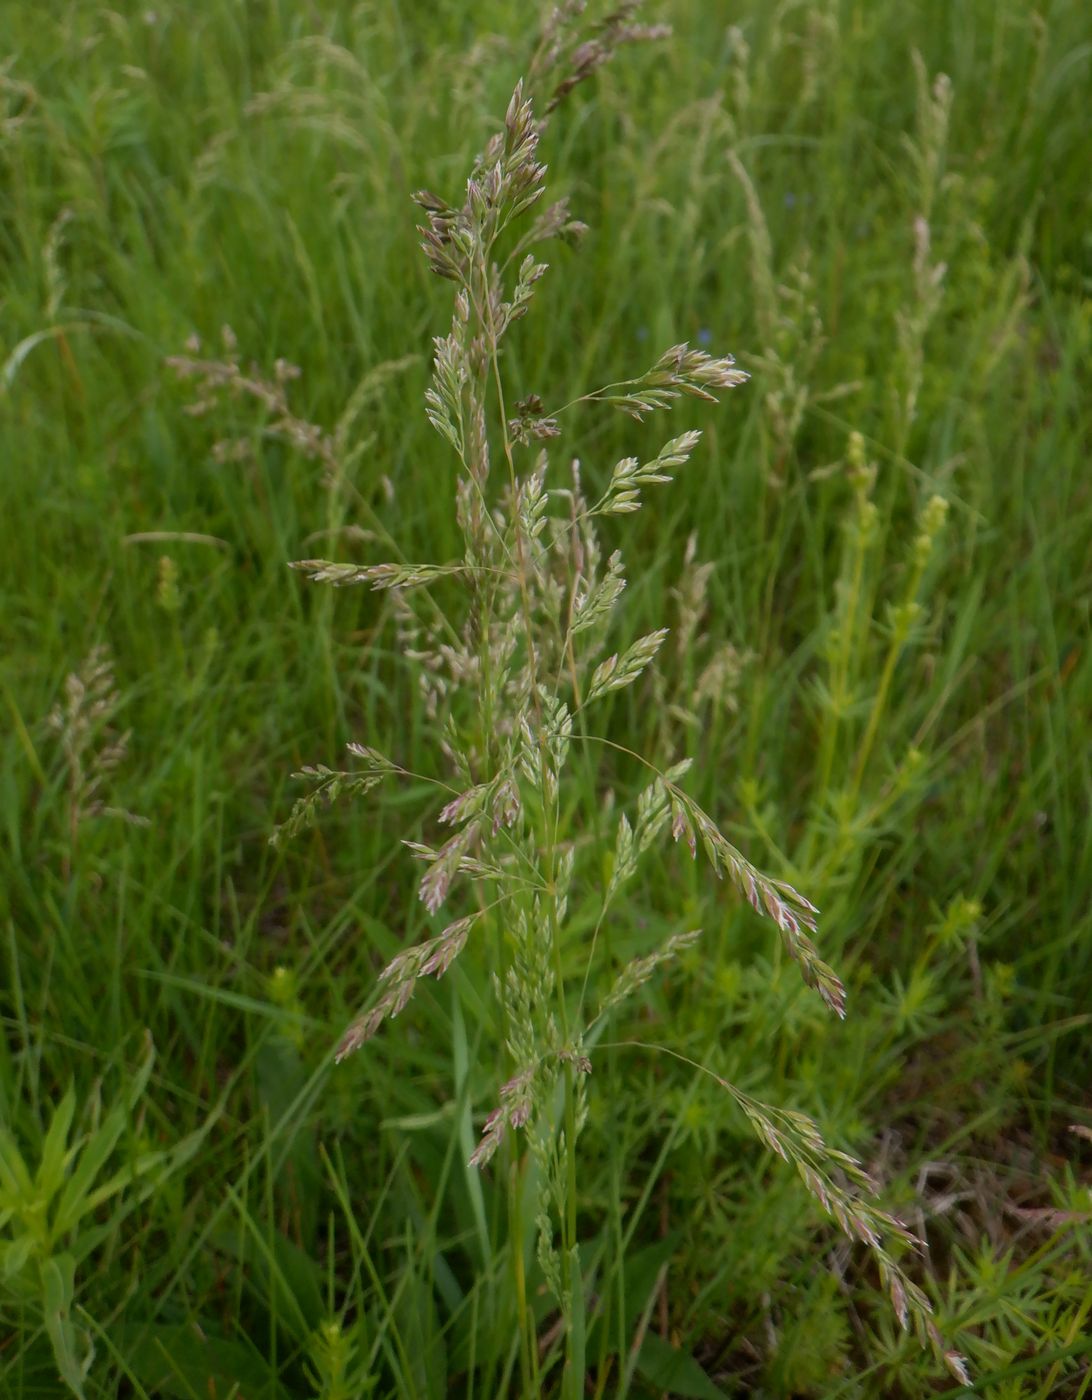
[2, 2, 1089, 1396]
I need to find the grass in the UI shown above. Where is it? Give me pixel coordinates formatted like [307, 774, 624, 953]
[1, 0, 1090, 1395]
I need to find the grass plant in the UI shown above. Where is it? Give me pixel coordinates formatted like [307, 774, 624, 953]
[1, 0, 1089, 1396]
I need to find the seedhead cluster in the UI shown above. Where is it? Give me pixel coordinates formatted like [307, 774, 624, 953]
[268, 11, 967, 1390]
[47, 645, 145, 877]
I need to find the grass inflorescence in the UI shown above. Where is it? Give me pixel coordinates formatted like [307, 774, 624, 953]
[280, 49, 969, 1385]
[1, 0, 1089, 1395]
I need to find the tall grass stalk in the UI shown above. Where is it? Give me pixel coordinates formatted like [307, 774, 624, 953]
[273, 11, 968, 1391]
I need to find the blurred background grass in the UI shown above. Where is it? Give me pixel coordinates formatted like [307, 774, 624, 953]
[1, 1, 1089, 1395]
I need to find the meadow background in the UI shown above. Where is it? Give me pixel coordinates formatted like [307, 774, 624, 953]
[2, 0, 1090, 1395]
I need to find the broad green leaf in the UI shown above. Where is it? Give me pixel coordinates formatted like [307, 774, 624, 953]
[619, 1235, 680, 1333]
[111, 1322, 292, 1400]
[41, 1253, 93, 1399]
[212, 1215, 325, 1342]
[636, 1332, 727, 1400]
[1, 1232, 35, 1280]
[53, 1105, 128, 1236]
[54, 1036, 156, 1232]
[0, 1124, 33, 1197]
[82, 1148, 168, 1217]
[36, 1088, 76, 1201]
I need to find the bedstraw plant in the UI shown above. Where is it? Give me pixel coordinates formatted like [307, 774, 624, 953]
[271, 12, 968, 1394]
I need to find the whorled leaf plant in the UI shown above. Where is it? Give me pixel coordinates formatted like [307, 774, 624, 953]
[271, 11, 968, 1393]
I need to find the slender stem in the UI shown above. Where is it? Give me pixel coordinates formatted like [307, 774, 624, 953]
[334, 473, 468, 654]
[572, 729, 673, 779]
[562, 1060, 580, 1400]
[509, 1152, 538, 1395]
[540, 707, 578, 1386]
[849, 560, 926, 803]
[849, 619, 909, 802]
[577, 901, 613, 1029]
[472, 225, 568, 1392]
[484, 330, 542, 718]
[813, 513, 868, 810]
[478, 236, 588, 1392]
